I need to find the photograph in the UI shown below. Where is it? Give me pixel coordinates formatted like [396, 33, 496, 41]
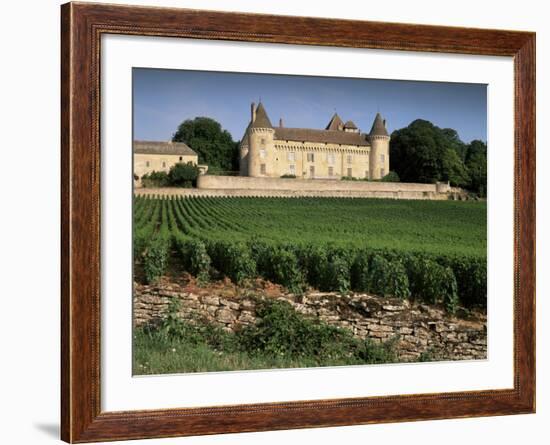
[131, 68, 488, 375]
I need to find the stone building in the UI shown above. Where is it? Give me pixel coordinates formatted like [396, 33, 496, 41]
[239, 102, 390, 180]
[133, 140, 199, 180]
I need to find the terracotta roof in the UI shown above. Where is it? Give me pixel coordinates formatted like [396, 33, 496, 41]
[274, 127, 370, 146]
[133, 140, 197, 156]
[369, 113, 389, 136]
[325, 113, 344, 131]
[344, 120, 358, 129]
[251, 102, 273, 128]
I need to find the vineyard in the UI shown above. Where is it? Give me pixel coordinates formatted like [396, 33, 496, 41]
[134, 196, 487, 312]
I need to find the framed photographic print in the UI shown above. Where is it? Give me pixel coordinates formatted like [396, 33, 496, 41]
[61, 2, 536, 442]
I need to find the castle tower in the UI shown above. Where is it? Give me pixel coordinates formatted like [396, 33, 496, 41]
[247, 102, 275, 177]
[325, 112, 345, 131]
[368, 113, 390, 179]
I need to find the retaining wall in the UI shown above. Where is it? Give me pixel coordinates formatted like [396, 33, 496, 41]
[134, 281, 487, 362]
[135, 176, 460, 200]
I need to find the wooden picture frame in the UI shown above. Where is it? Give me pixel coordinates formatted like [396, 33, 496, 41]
[61, 2, 536, 442]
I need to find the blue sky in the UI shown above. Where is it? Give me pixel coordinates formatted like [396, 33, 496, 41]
[133, 68, 487, 144]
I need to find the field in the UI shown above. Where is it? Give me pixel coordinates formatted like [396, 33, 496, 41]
[133, 196, 487, 311]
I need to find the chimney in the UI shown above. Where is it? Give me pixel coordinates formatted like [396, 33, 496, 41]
[251, 102, 256, 122]
[279, 118, 283, 127]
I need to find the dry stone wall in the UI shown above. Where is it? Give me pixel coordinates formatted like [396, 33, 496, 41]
[134, 280, 486, 362]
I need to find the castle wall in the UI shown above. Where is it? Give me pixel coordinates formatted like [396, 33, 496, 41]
[245, 139, 371, 179]
[198, 175, 437, 192]
[133, 176, 461, 200]
[269, 141, 370, 179]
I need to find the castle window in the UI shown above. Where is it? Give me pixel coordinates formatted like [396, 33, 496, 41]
[347, 154, 353, 164]
[145, 161, 150, 167]
[260, 149, 267, 159]
[260, 138, 266, 145]
[289, 165, 296, 175]
[327, 153, 335, 164]
[288, 152, 296, 161]
[328, 166, 334, 177]
[307, 153, 315, 162]
[260, 164, 266, 175]
[347, 168, 352, 177]
[179, 156, 183, 161]
[380, 168, 385, 177]
[309, 166, 315, 177]
[162, 161, 166, 168]
[380, 154, 385, 163]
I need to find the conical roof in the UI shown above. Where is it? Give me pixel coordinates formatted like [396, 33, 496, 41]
[369, 113, 389, 136]
[344, 120, 357, 129]
[251, 102, 273, 128]
[325, 113, 344, 131]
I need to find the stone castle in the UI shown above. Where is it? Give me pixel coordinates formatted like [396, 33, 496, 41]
[239, 102, 390, 180]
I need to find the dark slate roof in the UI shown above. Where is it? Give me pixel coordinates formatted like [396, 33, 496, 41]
[325, 113, 344, 131]
[344, 120, 358, 129]
[274, 127, 370, 146]
[251, 102, 273, 128]
[369, 113, 389, 136]
[133, 140, 197, 156]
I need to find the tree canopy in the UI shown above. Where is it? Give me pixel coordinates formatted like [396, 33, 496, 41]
[390, 119, 486, 194]
[464, 139, 488, 196]
[172, 117, 239, 172]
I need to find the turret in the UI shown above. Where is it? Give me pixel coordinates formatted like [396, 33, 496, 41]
[247, 102, 275, 177]
[368, 113, 390, 179]
[326, 113, 344, 131]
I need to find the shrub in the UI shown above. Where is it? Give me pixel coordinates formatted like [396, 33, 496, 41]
[321, 253, 351, 294]
[237, 299, 356, 360]
[176, 236, 211, 284]
[351, 250, 370, 292]
[355, 337, 398, 364]
[406, 257, 459, 312]
[280, 174, 296, 179]
[341, 176, 359, 181]
[134, 227, 152, 260]
[143, 233, 170, 283]
[298, 245, 328, 290]
[444, 256, 487, 307]
[141, 170, 170, 188]
[368, 255, 410, 299]
[168, 162, 199, 187]
[381, 171, 400, 182]
[247, 238, 272, 277]
[209, 241, 256, 284]
[265, 247, 305, 294]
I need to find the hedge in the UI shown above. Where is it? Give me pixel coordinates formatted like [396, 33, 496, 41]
[139, 235, 485, 311]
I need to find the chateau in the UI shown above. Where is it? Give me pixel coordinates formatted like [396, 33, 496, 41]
[239, 102, 390, 180]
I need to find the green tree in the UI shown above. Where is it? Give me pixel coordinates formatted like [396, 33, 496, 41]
[168, 162, 199, 187]
[172, 117, 239, 172]
[390, 119, 470, 187]
[464, 140, 487, 197]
